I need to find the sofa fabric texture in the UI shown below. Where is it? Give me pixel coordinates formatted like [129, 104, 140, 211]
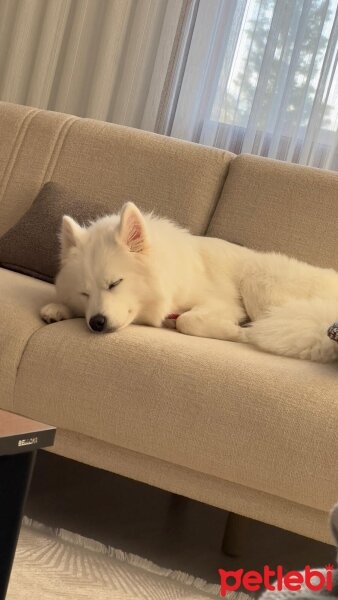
[0, 102, 232, 239]
[208, 154, 338, 271]
[0, 268, 54, 410]
[0, 101, 337, 545]
[13, 296, 338, 513]
[53, 428, 331, 544]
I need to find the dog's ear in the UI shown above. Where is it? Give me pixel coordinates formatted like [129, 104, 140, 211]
[118, 202, 149, 253]
[61, 215, 83, 255]
[330, 503, 338, 547]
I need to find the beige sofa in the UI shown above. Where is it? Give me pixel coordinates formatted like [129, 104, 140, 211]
[1, 101, 337, 545]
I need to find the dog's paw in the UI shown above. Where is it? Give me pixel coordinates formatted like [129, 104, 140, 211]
[40, 303, 72, 324]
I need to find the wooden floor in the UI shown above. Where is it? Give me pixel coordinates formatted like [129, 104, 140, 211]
[25, 451, 335, 585]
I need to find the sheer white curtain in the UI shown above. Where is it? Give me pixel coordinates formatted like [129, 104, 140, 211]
[169, 0, 338, 170]
[1, 0, 338, 169]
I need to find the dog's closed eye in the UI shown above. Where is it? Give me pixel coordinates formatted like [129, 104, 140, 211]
[81, 292, 89, 297]
[108, 279, 123, 290]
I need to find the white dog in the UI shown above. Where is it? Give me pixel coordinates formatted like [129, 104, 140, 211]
[41, 202, 338, 362]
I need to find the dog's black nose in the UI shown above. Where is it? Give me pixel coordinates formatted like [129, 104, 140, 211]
[89, 314, 107, 332]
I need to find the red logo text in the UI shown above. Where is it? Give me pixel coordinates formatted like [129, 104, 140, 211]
[218, 564, 334, 596]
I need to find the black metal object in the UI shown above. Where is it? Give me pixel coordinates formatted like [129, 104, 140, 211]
[0, 451, 37, 599]
[0, 410, 55, 599]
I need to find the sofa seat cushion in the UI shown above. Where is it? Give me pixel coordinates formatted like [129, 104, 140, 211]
[0, 268, 54, 409]
[12, 315, 338, 512]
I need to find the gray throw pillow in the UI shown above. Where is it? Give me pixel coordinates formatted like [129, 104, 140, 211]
[0, 182, 112, 283]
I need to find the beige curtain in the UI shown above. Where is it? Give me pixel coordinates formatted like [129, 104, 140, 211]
[1, 0, 338, 170]
[0, 0, 194, 130]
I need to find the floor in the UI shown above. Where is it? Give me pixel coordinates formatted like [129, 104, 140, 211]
[25, 451, 336, 586]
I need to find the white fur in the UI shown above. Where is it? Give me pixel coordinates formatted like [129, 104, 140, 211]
[40, 202, 338, 362]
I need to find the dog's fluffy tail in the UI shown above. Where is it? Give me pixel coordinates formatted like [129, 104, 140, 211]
[239, 298, 338, 362]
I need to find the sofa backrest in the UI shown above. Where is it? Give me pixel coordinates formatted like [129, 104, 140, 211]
[0, 102, 233, 237]
[207, 154, 338, 271]
[2, 103, 338, 272]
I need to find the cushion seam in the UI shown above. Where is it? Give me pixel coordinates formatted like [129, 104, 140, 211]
[0, 108, 42, 205]
[43, 116, 78, 183]
[203, 152, 235, 235]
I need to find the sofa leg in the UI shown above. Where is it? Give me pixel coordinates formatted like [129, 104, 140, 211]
[222, 512, 251, 557]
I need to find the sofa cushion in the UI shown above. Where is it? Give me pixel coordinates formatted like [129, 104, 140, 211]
[0, 181, 128, 283]
[13, 316, 338, 513]
[207, 154, 338, 270]
[0, 102, 233, 238]
[0, 268, 54, 410]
